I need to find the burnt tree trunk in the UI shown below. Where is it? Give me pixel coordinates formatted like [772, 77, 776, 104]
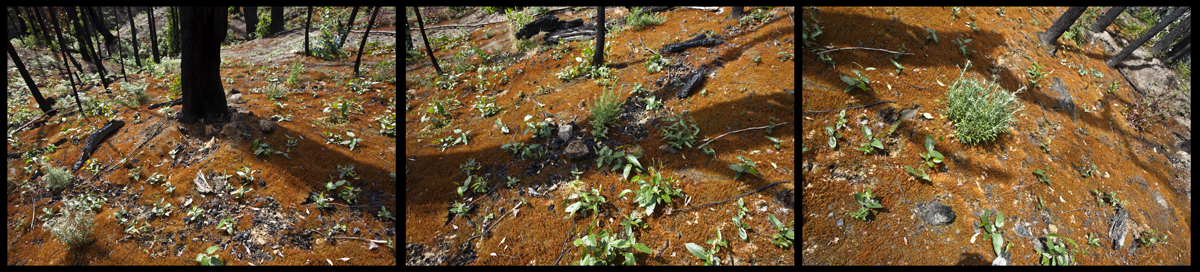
[269, 6, 284, 36]
[148, 7, 161, 63]
[1107, 7, 1189, 67]
[7, 39, 54, 114]
[305, 6, 312, 56]
[1090, 6, 1126, 33]
[1150, 14, 1190, 56]
[126, 6, 142, 67]
[1037, 7, 1088, 55]
[178, 7, 229, 124]
[338, 6, 360, 49]
[413, 7, 442, 75]
[354, 6, 380, 77]
[245, 6, 259, 38]
[730, 6, 745, 20]
[592, 6, 605, 67]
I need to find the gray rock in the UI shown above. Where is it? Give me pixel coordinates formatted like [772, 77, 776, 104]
[1108, 206, 1130, 249]
[836, 218, 844, 227]
[558, 122, 573, 142]
[229, 93, 245, 104]
[564, 140, 589, 162]
[1015, 221, 1034, 238]
[259, 119, 278, 133]
[1048, 77, 1078, 121]
[917, 202, 956, 226]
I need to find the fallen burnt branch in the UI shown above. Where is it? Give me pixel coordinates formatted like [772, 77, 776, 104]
[72, 120, 124, 173]
[676, 67, 707, 99]
[147, 98, 183, 110]
[668, 180, 789, 215]
[661, 34, 723, 54]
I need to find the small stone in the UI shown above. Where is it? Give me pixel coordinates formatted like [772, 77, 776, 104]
[564, 140, 589, 162]
[229, 93, 243, 103]
[558, 122, 573, 142]
[259, 119, 278, 133]
[658, 144, 680, 154]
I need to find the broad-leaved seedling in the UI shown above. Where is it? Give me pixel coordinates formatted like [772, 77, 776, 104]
[619, 163, 684, 216]
[856, 125, 884, 155]
[768, 213, 794, 248]
[1033, 165, 1051, 186]
[920, 135, 945, 168]
[979, 209, 1011, 259]
[196, 245, 224, 266]
[728, 155, 760, 180]
[849, 188, 883, 221]
[1035, 233, 1077, 266]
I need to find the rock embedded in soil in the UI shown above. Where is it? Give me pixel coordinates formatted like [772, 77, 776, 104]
[917, 202, 956, 226]
[1048, 77, 1079, 122]
[259, 119, 278, 133]
[564, 140, 590, 162]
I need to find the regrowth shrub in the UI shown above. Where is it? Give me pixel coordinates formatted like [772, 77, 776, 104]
[589, 85, 624, 139]
[43, 197, 95, 248]
[945, 60, 1025, 145]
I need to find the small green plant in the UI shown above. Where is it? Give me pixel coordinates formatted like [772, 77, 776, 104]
[263, 83, 288, 101]
[449, 201, 470, 217]
[727, 155, 760, 180]
[777, 51, 794, 62]
[685, 242, 723, 266]
[595, 144, 643, 181]
[904, 165, 931, 181]
[1079, 163, 1097, 178]
[979, 209, 1011, 259]
[563, 183, 607, 221]
[231, 185, 253, 199]
[336, 164, 360, 180]
[952, 37, 972, 56]
[765, 136, 785, 150]
[377, 207, 395, 221]
[1033, 165, 1052, 186]
[619, 163, 684, 216]
[839, 63, 873, 92]
[522, 115, 555, 139]
[216, 217, 235, 235]
[314, 192, 331, 209]
[946, 60, 1025, 145]
[42, 162, 73, 190]
[920, 135, 945, 168]
[1036, 234, 1077, 266]
[589, 85, 624, 139]
[767, 213, 795, 248]
[660, 111, 701, 150]
[966, 21, 979, 31]
[1040, 137, 1053, 153]
[1085, 232, 1102, 251]
[128, 165, 142, 182]
[186, 205, 204, 222]
[849, 188, 883, 221]
[339, 185, 360, 204]
[195, 245, 224, 266]
[573, 228, 653, 265]
[1091, 189, 1106, 206]
[731, 198, 752, 240]
[1027, 62, 1047, 88]
[505, 176, 520, 188]
[645, 52, 670, 74]
[1136, 228, 1168, 248]
[252, 138, 279, 158]
[43, 197, 95, 248]
[619, 209, 647, 235]
[473, 95, 501, 117]
[856, 125, 885, 155]
[890, 59, 905, 75]
[924, 27, 939, 43]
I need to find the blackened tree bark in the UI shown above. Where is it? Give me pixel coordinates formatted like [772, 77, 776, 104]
[592, 6, 605, 67]
[1150, 14, 1190, 56]
[178, 7, 229, 124]
[413, 7, 442, 75]
[7, 39, 54, 114]
[354, 6, 380, 77]
[1106, 7, 1189, 67]
[338, 6, 360, 49]
[47, 6, 90, 105]
[85, 6, 118, 55]
[305, 6, 312, 56]
[730, 6, 745, 20]
[1037, 6, 1088, 55]
[126, 6, 142, 67]
[66, 6, 110, 89]
[245, 6, 258, 38]
[1090, 7, 1126, 33]
[269, 6, 284, 36]
[1166, 40, 1189, 64]
[148, 7, 161, 63]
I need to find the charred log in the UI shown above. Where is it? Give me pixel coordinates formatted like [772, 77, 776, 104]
[677, 67, 707, 99]
[661, 34, 723, 54]
[72, 120, 124, 172]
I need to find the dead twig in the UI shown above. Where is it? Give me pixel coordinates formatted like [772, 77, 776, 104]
[329, 236, 389, 244]
[668, 181, 788, 215]
[814, 46, 916, 56]
[732, 42, 769, 81]
[699, 122, 790, 147]
[638, 35, 659, 55]
[802, 101, 896, 114]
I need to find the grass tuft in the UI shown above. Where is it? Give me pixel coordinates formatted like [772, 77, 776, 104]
[945, 60, 1025, 145]
[589, 85, 624, 139]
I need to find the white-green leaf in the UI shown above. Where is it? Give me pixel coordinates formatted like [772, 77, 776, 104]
[633, 243, 653, 254]
[685, 243, 709, 259]
[565, 202, 582, 214]
[347, 131, 355, 137]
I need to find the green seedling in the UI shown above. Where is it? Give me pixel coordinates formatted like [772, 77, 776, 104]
[186, 205, 204, 222]
[522, 115, 554, 138]
[563, 185, 608, 222]
[856, 125, 884, 155]
[326, 179, 346, 192]
[966, 21, 979, 31]
[685, 242, 722, 266]
[924, 27, 938, 43]
[978, 209, 1007, 259]
[450, 201, 470, 217]
[768, 213, 794, 248]
[920, 135, 945, 168]
[952, 37, 972, 56]
[840, 66, 873, 92]
[377, 207, 395, 221]
[595, 144, 643, 181]
[1091, 189, 1106, 206]
[196, 246, 224, 266]
[730, 198, 752, 240]
[619, 163, 684, 216]
[231, 186, 253, 199]
[777, 52, 794, 62]
[217, 217, 235, 235]
[727, 155, 760, 180]
[619, 210, 647, 235]
[890, 59, 905, 75]
[1036, 234, 1077, 266]
[660, 111, 701, 150]
[314, 192, 331, 209]
[1040, 137, 1052, 153]
[573, 228, 653, 265]
[1085, 232, 1102, 248]
[495, 119, 510, 134]
[1033, 165, 1052, 186]
[340, 185, 360, 204]
[849, 188, 883, 221]
[893, 44, 907, 60]
[505, 176, 520, 188]
[765, 136, 785, 150]
[1136, 228, 1168, 248]
[1079, 163, 1097, 178]
[904, 165, 931, 181]
[1027, 62, 1046, 87]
